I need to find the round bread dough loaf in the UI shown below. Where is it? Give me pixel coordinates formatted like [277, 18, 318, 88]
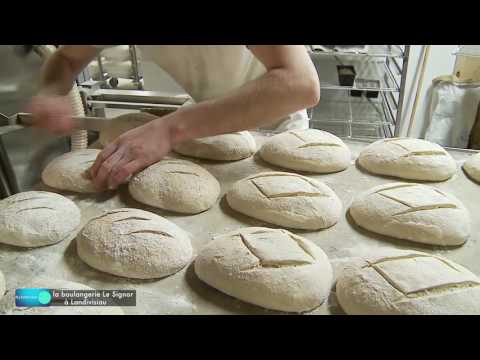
[259, 129, 351, 173]
[99, 112, 158, 147]
[77, 208, 193, 279]
[42, 149, 100, 193]
[0, 191, 81, 247]
[195, 227, 333, 313]
[173, 131, 257, 161]
[463, 152, 480, 183]
[226, 171, 342, 230]
[336, 248, 480, 315]
[358, 137, 456, 181]
[129, 159, 220, 214]
[0, 278, 124, 315]
[0, 271, 5, 301]
[349, 183, 470, 246]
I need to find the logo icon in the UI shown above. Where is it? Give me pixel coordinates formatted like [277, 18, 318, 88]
[15, 288, 52, 307]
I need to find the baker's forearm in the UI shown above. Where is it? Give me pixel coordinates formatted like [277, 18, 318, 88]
[39, 53, 78, 96]
[167, 67, 320, 144]
[39, 46, 99, 96]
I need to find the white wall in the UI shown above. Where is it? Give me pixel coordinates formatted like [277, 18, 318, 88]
[398, 45, 457, 138]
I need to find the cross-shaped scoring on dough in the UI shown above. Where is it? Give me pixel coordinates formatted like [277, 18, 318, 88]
[374, 184, 458, 216]
[249, 173, 328, 199]
[382, 138, 447, 157]
[236, 229, 315, 269]
[362, 253, 480, 300]
[288, 130, 342, 149]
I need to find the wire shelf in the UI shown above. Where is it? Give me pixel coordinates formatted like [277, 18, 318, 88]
[308, 45, 405, 58]
[453, 45, 480, 58]
[309, 90, 395, 140]
[315, 58, 401, 92]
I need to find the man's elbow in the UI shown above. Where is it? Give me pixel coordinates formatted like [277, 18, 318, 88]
[301, 73, 321, 108]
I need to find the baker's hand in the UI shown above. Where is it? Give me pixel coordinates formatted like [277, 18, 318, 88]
[90, 118, 173, 191]
[26, 95, 75, 135]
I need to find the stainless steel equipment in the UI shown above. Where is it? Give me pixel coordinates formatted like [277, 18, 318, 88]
[0, 89, 187, 197]
[82, 89, 189, 117]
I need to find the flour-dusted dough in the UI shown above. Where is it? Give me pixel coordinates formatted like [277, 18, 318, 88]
[358, 137, 456, 181]
[336, 248, 480, 315]
[226, 171, 342, 230]
[77, 208, 193, 279]
[42, 149, 100, 193]
[99, 112, 158, 147]
[0, 278, 124, 315]
[173, 131, 257, 161]
[0, 191, 81, 247]
[349, 183, 471, 246]
[259, 129, 351, 173]
[463, 152, 480, 183]
[0, 271, 5, 301]
[195, 227, 333, 313]
[129, 159, 220, 214]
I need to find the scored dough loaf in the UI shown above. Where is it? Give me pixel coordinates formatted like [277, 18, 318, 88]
[463, 152, 480, 183]
[358, 137, 457, 181]
[129, 159, 220, 214]
[77, 208, 193, 279]
[0, 191, 81, 247]
[349, 183, 471, 246]
[173, 131, 257, 161]
[259, 129, 351, 173]
[0, 271, 5, 301]
[226, 171, 342, 230]
[0, 278, 124, 315]
[194, 227, 333, 313]
[99, 112, 158, 147]
[41, 149, 100, 193]
[336, 248, 480, 315]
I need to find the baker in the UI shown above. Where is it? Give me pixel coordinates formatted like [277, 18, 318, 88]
[28, 45, 320, 191]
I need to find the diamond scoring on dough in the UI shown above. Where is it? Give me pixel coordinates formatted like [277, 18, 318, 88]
[375, 184, 458, 215]
[249, 173, 328, 199]
[287, 130, 342, 149]
[362, 254, 480, 299]
[237, 230, 315, 270]
[382, 138, 447, 157]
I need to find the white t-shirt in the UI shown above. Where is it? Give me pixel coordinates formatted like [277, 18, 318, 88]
[93, 45, 309, 131]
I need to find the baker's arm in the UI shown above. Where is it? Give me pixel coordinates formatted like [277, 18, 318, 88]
[91, 45, 320, 190]
[39, 45, 100, 95]
[27, 45, 100, 133]
[167, 45, 320, 142]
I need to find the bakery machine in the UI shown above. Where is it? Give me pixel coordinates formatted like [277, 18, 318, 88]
[1, 89, 189, 197]
[0, 45, 190, 198]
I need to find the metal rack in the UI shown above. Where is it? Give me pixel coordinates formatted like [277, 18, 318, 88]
[453, 45, 480, 58]
[307, 45, 410, 140]
[92, 45, 143, 90]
